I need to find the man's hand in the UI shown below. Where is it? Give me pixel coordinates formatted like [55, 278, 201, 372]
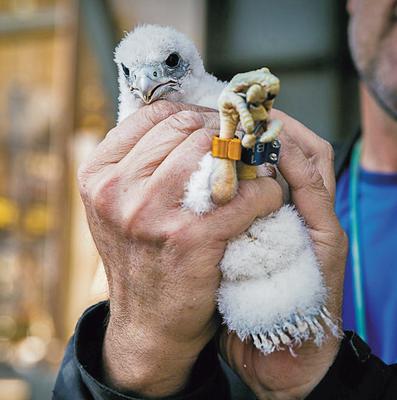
[218, 110, 348, 400]
[77, 101, 283, 397]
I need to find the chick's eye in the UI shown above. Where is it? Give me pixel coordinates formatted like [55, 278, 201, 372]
[121, 63, 130, 77]
[165, 53, 180, 68]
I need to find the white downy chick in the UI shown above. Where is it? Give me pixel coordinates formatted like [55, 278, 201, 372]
[113, 25, 340, 355]
[115, 25, 284, 212]
[114, 24, 225, 123]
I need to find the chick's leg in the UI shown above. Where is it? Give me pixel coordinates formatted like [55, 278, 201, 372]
[210, 94, 242, 205]
[211, 68, 282, 204]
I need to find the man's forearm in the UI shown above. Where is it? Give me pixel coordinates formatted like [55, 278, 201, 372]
[102, 313, 205, 397]
[54, 301, 232, 400]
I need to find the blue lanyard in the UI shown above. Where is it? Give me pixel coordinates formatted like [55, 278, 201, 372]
[349, 139, 368, 341]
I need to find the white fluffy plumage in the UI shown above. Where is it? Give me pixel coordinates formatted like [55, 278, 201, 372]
[115, 25, 340, 355]
[217, 206, 327, 340]
[184, 154, 339, 352]
[114, 24, 225, 123]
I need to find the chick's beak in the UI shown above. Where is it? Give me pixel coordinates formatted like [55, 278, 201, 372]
[132, 66, 164, 104]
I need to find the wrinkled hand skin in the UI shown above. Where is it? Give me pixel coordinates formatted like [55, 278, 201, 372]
[77, 101, 283, 397]
[219, 109, 348, 400]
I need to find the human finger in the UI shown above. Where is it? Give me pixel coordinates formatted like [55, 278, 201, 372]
[203, 177, 283, 240]
[277, 130, 338, 232]
[82, 101, 215, 175]
[272, 109, 336, 203]
[116, 111, 219, 181]
[146, 127, 219, 204]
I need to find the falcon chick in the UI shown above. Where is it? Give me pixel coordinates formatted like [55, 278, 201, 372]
[114, 24, 225, 123]
[113, 25, 339, 355]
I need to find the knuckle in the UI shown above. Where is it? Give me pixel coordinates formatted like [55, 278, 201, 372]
[202, 112, 221, 130]
[192, 129, 212, 152]
[91, 175, 119, 218]
[120, 198, 165, 243]
[77, 163, 86, 184]
[77, 162, 90, 197]
[339, 228, 349, 254]
[331, 227, 349, 270]
[241, 177, 283, 213]
[148, 99, 174, 118]
[120, 203, 146, 237]
[104, 126, 118, 139]
[165, 110, 204, 133]
[163, 221, 189, 244]
[268, 178, 284, 208]
[322, 140, 335, 162]
[304, 160, 324, 188]
[256, 178, 283, 213]
[328, 223, 349, 256]
[139, 100, 175, 126]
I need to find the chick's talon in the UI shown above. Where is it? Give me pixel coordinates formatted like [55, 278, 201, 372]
[242, 134, 257, 149]
[259, 119, 283, 144]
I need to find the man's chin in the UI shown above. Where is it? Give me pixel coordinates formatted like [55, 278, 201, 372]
[363, 63, 397, 121]
[372, 35, 397, 119]
[370, 84, 397, 121]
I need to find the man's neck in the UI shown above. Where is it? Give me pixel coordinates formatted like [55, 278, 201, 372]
[360, 84, 397, 173]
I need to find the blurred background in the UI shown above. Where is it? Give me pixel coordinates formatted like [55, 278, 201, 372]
[0, 0, 358, 398]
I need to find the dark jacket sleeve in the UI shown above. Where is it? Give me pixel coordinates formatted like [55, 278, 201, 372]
[53, 302, 397, 400]
[307, 331, 397, 400]
[52, 301, 231, 400]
